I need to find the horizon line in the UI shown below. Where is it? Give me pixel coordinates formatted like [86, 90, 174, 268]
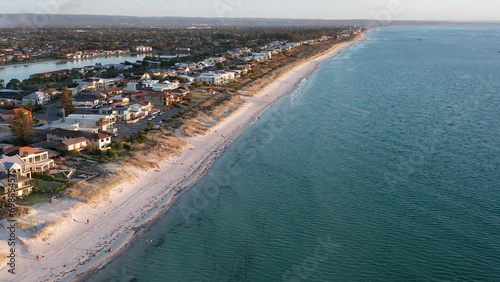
[1, 13, 500, 23]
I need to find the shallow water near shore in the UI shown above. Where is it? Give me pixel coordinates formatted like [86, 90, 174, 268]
[91, 26, 500, 281]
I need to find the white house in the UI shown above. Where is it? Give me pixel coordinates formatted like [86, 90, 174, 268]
[152, 81, 180, 92]
[123, 82, 139, 93]
[22, 91, 51, 106]
[197, 72, 226, 85]
[47, 114, 117, 133]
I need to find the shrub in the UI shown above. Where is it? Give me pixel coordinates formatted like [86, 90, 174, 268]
[110, 141, 124, 150]
[32, 172, 56, 181]
[134, 134, 148, 143]
[123, 143, 132, 150]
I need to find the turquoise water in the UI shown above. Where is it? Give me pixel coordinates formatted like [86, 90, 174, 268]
[91, 27, 500, 281]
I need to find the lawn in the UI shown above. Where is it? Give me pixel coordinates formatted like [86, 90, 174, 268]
[17, 194, 52, 206]
[35, 179, 64, 193]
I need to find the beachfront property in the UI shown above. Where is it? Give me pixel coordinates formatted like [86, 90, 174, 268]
[58, 136, 90, 152]
[0, 174, 34, 201]
[196, 71, 236, 85]
[43, 114, 117, 133]
[22, 91, 52, 106]
[0, 154, 31, 178]
[0, 154, 35, 200]
[14, 146, 55, 173]
[46, 129, 113, 150]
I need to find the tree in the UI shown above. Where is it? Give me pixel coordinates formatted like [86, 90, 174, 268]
[6, 79, 21, 89]
[60, 86, 74, 116]
[11, 109, 34, 144]
[96, 118, 107, 128]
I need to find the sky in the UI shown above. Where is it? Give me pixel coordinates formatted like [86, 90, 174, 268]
[1, 0, 500, 21]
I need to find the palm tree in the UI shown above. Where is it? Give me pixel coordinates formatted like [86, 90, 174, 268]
[96, 118, 107, 128]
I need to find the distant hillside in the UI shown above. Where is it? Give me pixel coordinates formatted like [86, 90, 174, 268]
[0, 14, 373, 28]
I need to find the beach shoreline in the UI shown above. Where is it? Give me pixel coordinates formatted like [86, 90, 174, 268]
[1, 32, 366, 282]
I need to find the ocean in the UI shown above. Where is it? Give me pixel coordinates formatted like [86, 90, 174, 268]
[90, 26, 500, 281]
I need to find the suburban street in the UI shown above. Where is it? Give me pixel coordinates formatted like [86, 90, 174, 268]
[34, 102, 183, 140]
[114, 107, 182, 139]
[33, 101, 62, 124]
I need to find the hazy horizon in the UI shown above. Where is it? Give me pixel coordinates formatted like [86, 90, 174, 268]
[1, 0, 500, 22]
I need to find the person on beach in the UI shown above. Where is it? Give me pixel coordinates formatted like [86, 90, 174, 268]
[87, 218, 89, 224]
[36, 255, 40, 261]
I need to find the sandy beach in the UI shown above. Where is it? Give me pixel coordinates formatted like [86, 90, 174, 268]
[0, 33, 365, 282]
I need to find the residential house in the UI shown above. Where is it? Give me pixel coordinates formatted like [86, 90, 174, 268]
[0, 98, 22, 107]
[0, 174, 34, 201]
[129, 73, 151, 82]
[197, 72, 226, 85]
[100, 87, 123, 98]
[22, 91, 51, 106]
[17, 147, 55, 173]
[1, 108, 32, 123]
[0, 90, 24, 100]
[0, 154, 35, 200]
[0, 155, 31, 177]
[99, 105, 133, 121]
[144, 92, 170, 108]
[47, 114, 117, 133]
[110, 96, 130, 106]
[46, 129, 113, 150]
[151, 81, 180, 92]
[72, 93, 104, 107]
[58, 137, 90, 152]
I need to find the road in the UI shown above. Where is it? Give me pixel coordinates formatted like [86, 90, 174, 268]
[34, 102, 183, 140]
[34, 102, 62, 124]
[114, 107, 182, 140]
